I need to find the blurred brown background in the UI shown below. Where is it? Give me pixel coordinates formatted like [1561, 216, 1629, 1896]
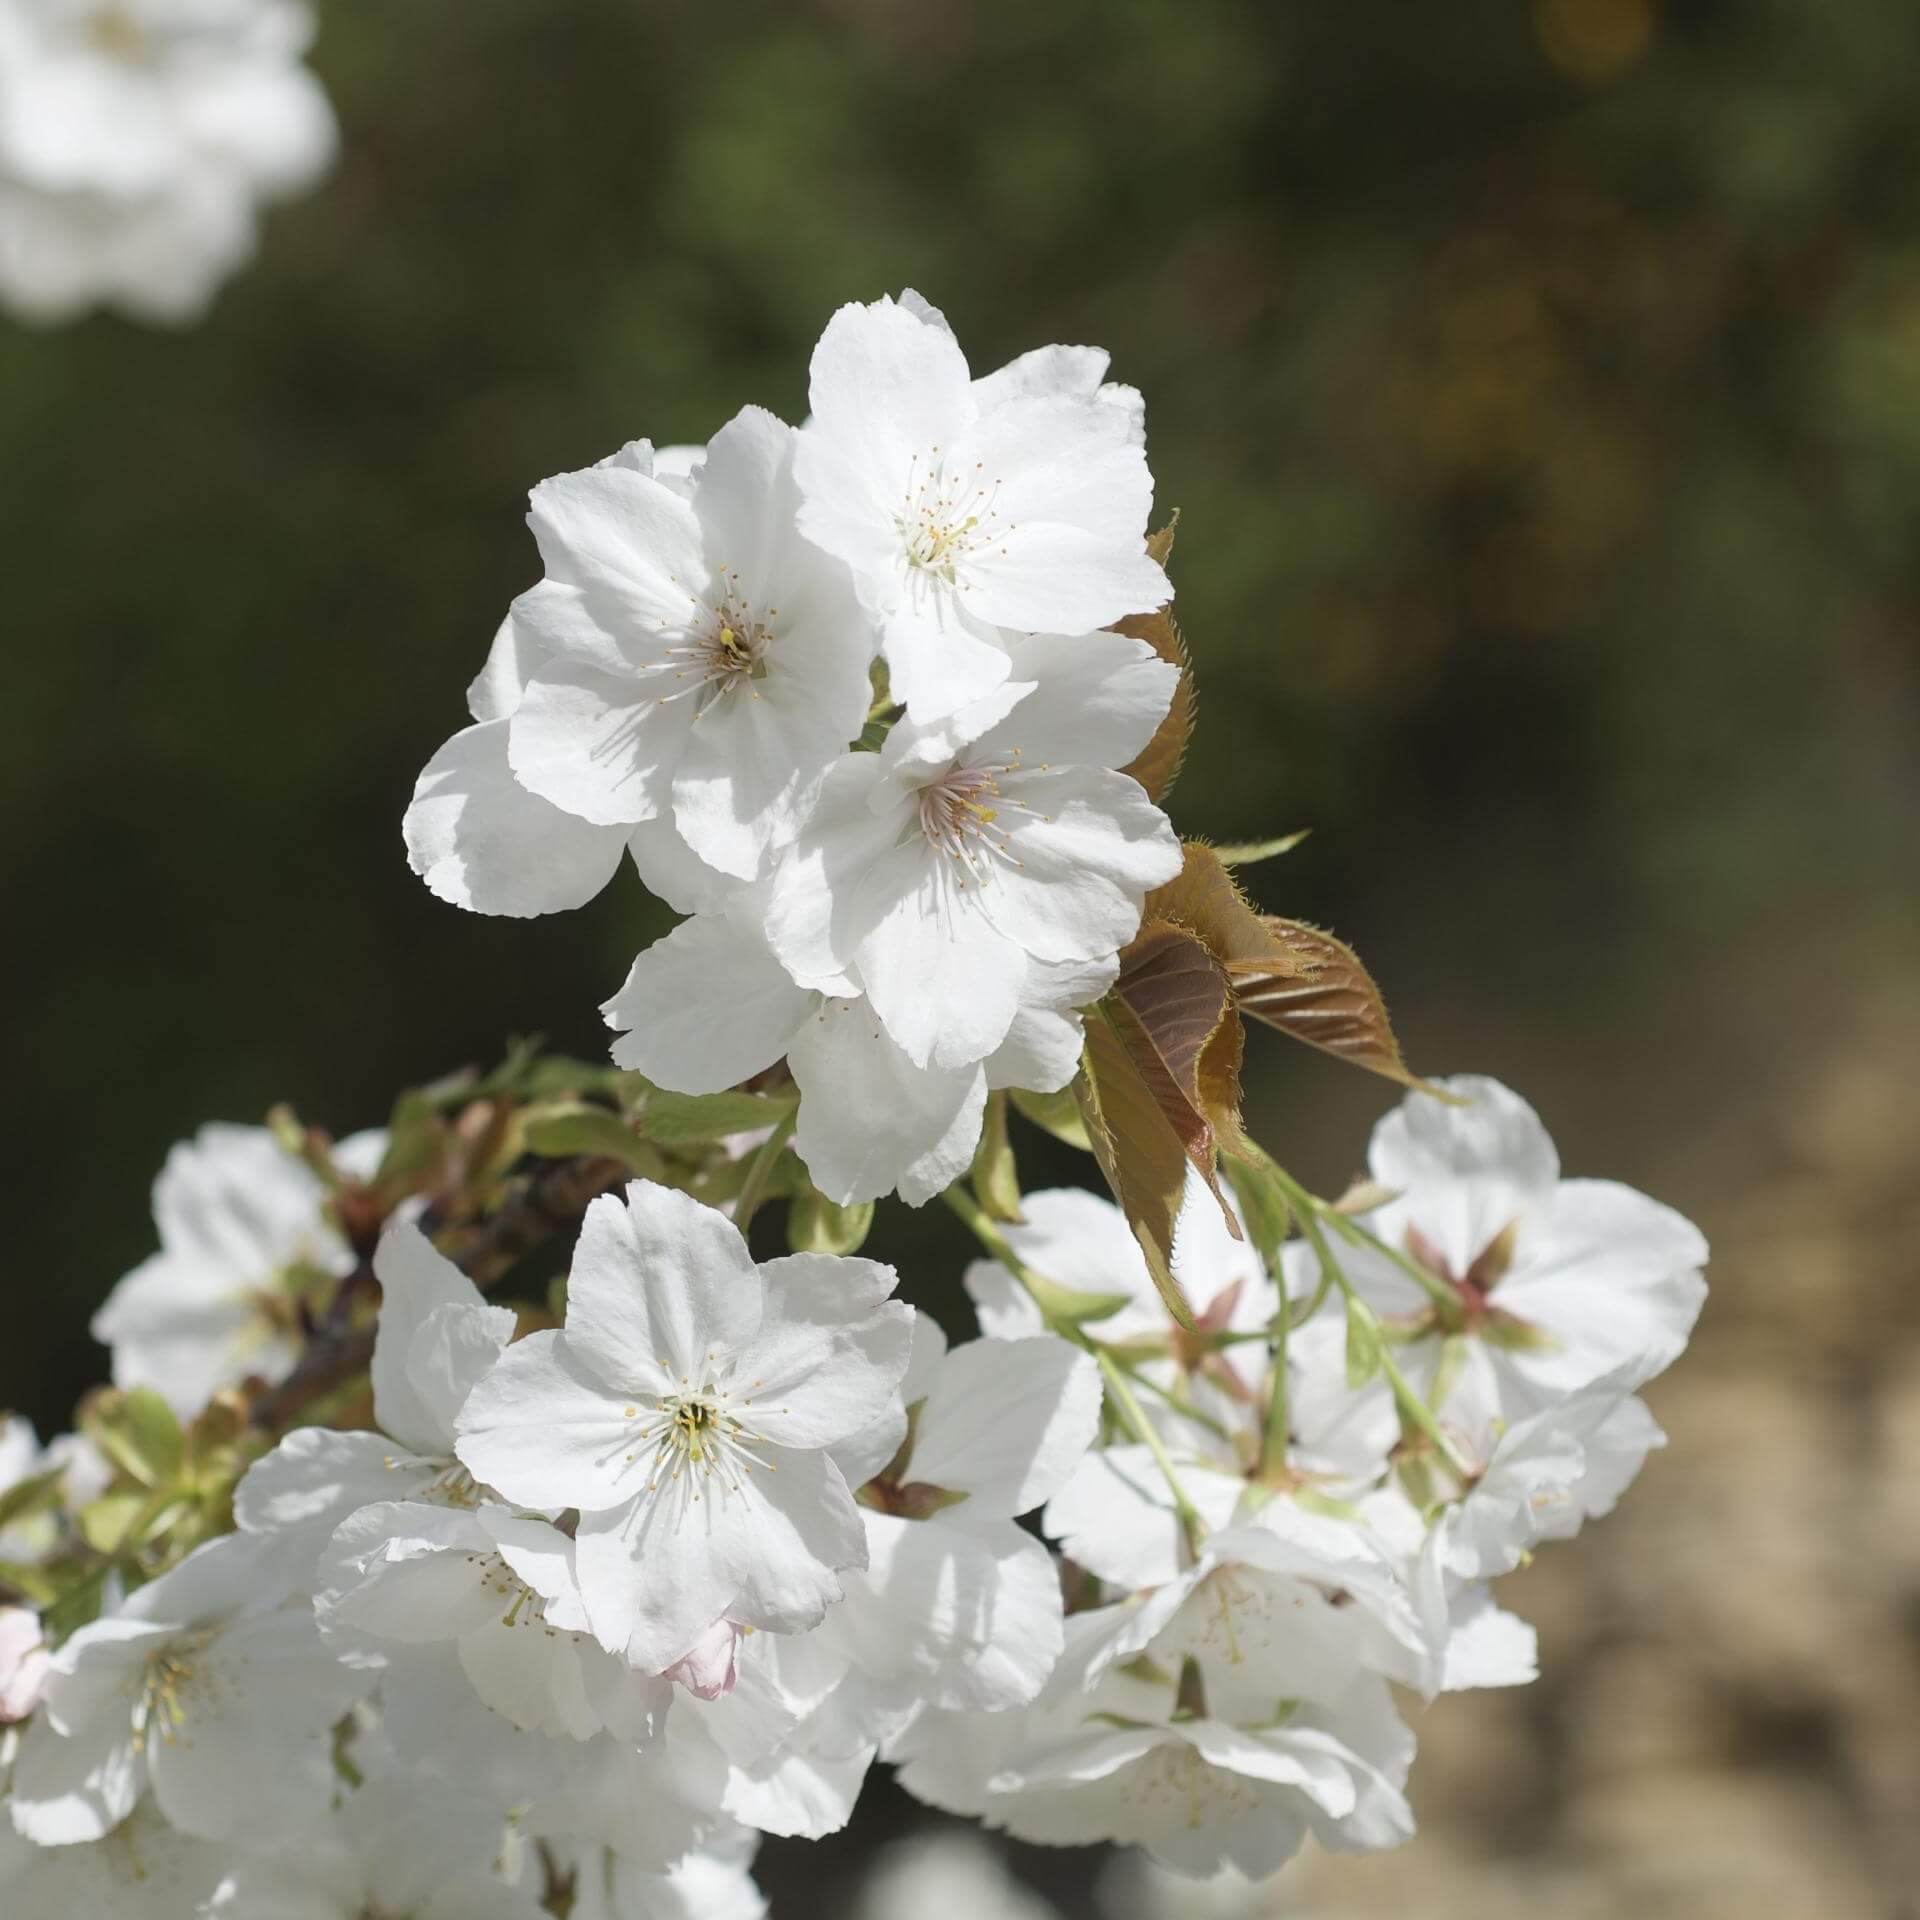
[2, 0, 1916, 1912]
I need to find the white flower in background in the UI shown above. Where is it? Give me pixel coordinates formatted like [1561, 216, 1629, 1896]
[765, 634, 1179, 1072]
[967, 1171, 1278, 1458]
[828, 1319, 1100, 1721]
[316, 1502, 670, 1744]
[527, 1835, 767, 1920]
[795, 291, 1169, 716]
[606, 890, 1116, 1204]
[0, 1799, 230, 1917]
[233, 1218, 515, 1577]
[1423, 1369, 1668, 1583]
[1070, 1502, 1438, 1706]
[855, 1831, 1062, 1920]
[1294, 1075, 1707, 1424]
[406, 439, 727, 918]
[207, 1773, 543, 1920]
[0, 0, 335, 325]
[893, 1631, 1415, 1879]
[496, 406, 874, 881]
[91, 1122, 384, 1419]
[8, 1531, 369, 1846]
[456, 1180, 913, 1671]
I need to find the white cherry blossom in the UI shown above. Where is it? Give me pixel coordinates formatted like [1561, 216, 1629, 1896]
[501, 406, 875, 881]
[893, 1634, 1415, 1878]
[827, 1319, 1100, 1720]
[8, 1532, 369, 1847]
[206, 1773, 542, 1920]
[0, 0, 335, 324]
[91, 1122, 384, 1419]
[316, 1502, 669, 1745]
[764, 634, 1180, 1072]
[233, 1218, 516, 1580]
[606, 886, 1116, 1204]
[1289, 1075, 1707, 1426]
[967, 1172, 1278, 1457]
[406, 439, 750, 920]
[455, 1180, 912, 1671]
[794, 292, 1169, 716]
[0, 1799, 230, 1917]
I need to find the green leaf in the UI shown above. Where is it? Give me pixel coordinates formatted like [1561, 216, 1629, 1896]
[1223, 1153, 1291, 1277]
[44, 1561, 112, 1643]
[1344, 1295, 1386, 1388]
[83, 1387, 184, 1490]
[969, 1091, 1024, 1224]
[0, 1467, 64, 1533]
[1008, 1085, 1092, 1152]
[787, 1187, 876, 1257]
[0, 1560, 57, 1607]
[1211, 830, 1310, 866]
[522, 1103, 662, 1176]
[78, 1490, 147, 1554]
[1022, 1268, 1137, 1329]
[641, 1088, 796, 1146]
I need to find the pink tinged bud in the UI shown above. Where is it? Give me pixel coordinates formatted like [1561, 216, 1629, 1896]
[0, 1607, 49, 1722]
[665, 1619, 743, 1700]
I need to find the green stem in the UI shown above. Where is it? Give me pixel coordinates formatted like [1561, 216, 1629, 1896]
[943, 1184, 1205, 1552]
[1375, 1346, 1473, 1483]
[1266, 1156, 1473, 1484]
[1097, 1348, 1205, 1558]
[731, 1112, 795, 1235]
[1121, 1363, 1235, 1444]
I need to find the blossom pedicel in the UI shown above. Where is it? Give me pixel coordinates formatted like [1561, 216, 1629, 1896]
[2, 293, 1707, 1913]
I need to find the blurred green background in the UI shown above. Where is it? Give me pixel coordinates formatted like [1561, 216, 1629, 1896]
[3, 0, 1917, 1912]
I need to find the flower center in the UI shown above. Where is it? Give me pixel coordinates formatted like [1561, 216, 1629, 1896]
[914, 758, 1044, 889]
[627, 1378, 776, 1504]
[895, 451, 1008, 586]
[657, 570, 774, 715]
[463, 1551, 554, 1631]
[132, 1632, 211, 1746]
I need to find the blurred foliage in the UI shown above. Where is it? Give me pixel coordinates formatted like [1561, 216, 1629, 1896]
[3, 0, 1917, 1457]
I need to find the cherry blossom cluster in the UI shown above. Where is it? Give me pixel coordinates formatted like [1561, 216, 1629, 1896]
[0, 0, 336, 325]
[1, 299, 1709, 1914]
[2, 1075, 1704, 1912]
[404, 291, 1184, 1206]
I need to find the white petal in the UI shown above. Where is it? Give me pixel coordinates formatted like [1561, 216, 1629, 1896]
[405, 718, 628, 917]
[625, 815, 741, 917]
[145, 1606, 368, 1843]
[762, 755, 896, 989]
[742, 1255, 912, 1451]
[990, 630, 1177, 770]
[508, 656, 681, 827]
[603, 914, 811, 1093]
[565, 1182, 760, 1386]
[525, 463, 708, 641]
[370, 1220, 496, 1457]
[787, 1000, 986, 1206]
[455, 1330, 652, 1514]
[981, 767, 1181, 964]
[850, 841, 1029, 1070]
[909, 1338, 1101, 1515]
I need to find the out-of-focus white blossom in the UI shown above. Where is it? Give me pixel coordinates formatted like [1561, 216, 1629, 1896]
[91, 1123, 384, 1420]
[0, 0, 336, 324]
